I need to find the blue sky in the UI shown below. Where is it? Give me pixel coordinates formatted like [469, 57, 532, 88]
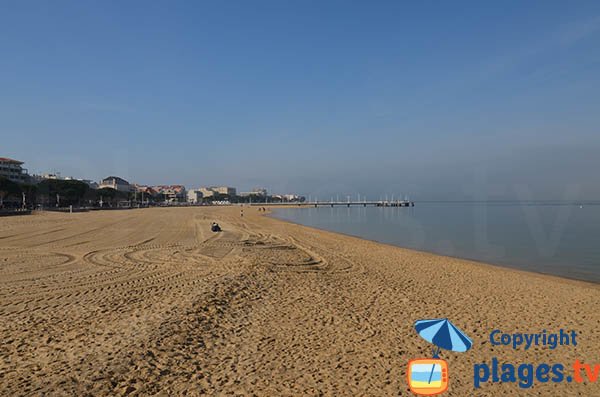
[2, 1, 600, 200]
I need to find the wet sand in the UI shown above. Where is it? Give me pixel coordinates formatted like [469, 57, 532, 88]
[1, 206, 599, 396]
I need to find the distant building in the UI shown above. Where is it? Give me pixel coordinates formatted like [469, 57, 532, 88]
[64, 177, 98, 189]
[30, 173, 99, 189]
[187, 189, 203, 203]
[134, 184, 158, 195]
[271, 194, 305, 202]
[133, 185, 160, 202]
[98, 176, 132, 192]
[0, 157, 29, 183]
[213, 186, 236, 196]
[283, 194, 303, 202]
[199, 186, 236, 198]
[199, 187, 215, 198]
[40, 173, 61, 180]
[239, 188, 268, 198]
[152, 185, 186, 202]
[252, 188, 267, 197]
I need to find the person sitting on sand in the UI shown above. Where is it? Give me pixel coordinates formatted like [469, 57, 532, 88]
[211, 222, 221, 232]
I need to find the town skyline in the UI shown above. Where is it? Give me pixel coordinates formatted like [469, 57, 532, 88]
[1, 156, 306, 205]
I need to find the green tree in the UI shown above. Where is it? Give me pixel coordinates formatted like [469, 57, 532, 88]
[0, 177, 22, 208]
[36, 179, 89, 207]
[20, 183, 38, 208]
[95, 187, 129, 207]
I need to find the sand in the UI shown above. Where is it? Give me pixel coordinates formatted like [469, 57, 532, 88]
[1, 206, 599, 396]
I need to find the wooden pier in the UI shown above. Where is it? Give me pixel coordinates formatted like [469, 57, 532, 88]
[249, 200, 414, 208]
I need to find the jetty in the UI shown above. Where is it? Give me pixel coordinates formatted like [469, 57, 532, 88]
[249, 200, 414, 207]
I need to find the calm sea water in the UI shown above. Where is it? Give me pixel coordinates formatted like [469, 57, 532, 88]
[272, 202, 600, 283]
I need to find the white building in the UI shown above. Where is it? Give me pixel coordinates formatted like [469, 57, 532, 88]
[0, 157, 29, 183]
[98, 176, 132, 192]
[239, 188, 268, 198]
[283, 194, 302, 201]
[199, 186, 236, 198]
[187, 189, 203, 203]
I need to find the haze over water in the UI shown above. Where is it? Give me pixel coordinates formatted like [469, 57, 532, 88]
[272, 202, 600, 283]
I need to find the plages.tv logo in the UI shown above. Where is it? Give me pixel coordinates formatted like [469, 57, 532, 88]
[408, 318, 473, 396]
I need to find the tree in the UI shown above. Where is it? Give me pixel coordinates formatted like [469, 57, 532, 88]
[36, 179, 89, 207]
[95, 187, 128, 207]
[0, 177, 22, 208]
[20, 183, 38, 208]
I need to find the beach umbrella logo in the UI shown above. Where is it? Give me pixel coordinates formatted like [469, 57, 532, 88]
[407, 318, 473, 396]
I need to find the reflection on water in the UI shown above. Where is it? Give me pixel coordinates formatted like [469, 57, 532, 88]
[272, 202, 600, 283]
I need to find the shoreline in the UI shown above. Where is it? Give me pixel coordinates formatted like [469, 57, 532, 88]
[267, 206, 600, 287]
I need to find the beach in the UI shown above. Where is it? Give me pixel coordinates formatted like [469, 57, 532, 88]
[1, 206, 599, 396]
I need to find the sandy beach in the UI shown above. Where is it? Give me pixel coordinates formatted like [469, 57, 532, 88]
[1, 206, 599, 396]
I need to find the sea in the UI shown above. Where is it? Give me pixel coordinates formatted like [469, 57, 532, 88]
[271, 201, 600, 283]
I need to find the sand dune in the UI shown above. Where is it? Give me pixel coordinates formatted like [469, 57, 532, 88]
[1, 207, 599, 396]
